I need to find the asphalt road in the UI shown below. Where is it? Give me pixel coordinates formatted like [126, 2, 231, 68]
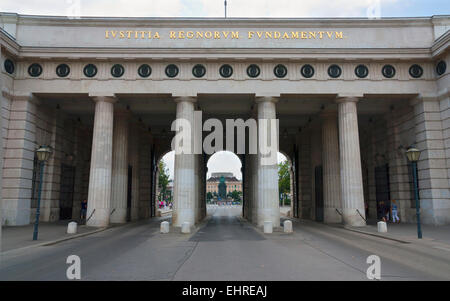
[1, 205, 449, 280]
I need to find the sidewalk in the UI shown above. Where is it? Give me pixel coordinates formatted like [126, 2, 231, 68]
[1, 221, 102, 252]
[156, 207, 173, 217]
[344, 222, 450, 245]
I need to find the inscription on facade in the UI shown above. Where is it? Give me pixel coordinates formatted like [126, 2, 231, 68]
[105, 30, 345, 40]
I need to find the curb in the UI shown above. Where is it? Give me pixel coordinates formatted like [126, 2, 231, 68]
[342, 226, 411, 244]
[288, 218, 412, 244]
[1, 226, 110, 255]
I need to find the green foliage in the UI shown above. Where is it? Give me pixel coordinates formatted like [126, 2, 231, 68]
[278, 160, 290, 196]
[158, 160, 171, 201]
[228, 190, 242, 202]
[206, 191, 213, 202]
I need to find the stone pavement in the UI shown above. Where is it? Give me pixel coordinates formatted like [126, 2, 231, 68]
[343, 221, 450, 245]
[1, 221, 101, 252]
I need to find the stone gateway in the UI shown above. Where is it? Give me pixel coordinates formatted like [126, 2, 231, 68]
[0, 13, 449, 230]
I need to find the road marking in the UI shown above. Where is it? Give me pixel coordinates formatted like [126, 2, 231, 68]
[432, 246, 450, 252]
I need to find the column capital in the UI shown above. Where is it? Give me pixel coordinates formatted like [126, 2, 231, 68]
[409, 93, 438, 106]
[91, 96, 117, 104]
[174, 96, 197, 103]
[320, 106, 338, 119]
[336, 96, 360, 104]
[114, 105, 131, 117]
[255, 96, 279, 104]
[10, 93, 41, 105]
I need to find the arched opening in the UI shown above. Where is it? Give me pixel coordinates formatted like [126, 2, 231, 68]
[278, 151, 294, 219]
[155, 150, 175, 216]
[205, 151, 243, 217]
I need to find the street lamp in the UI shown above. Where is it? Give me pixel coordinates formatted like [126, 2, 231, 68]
[406, 146, 422, 239]
[32, 145, 52, 240]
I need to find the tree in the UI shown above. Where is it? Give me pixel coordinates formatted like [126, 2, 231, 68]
[278, 160, 290, 204]
[158, 160, 171, 201]
[206, 191, 213, 203]
[229, 190, 242, 203]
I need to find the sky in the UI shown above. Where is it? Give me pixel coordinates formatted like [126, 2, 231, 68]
[161, 151, 287, 181]
[0, 0, 448, 18]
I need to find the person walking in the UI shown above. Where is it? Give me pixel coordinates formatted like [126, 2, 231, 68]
[80, 199, 87, 222]
[391, 200, 400, 223]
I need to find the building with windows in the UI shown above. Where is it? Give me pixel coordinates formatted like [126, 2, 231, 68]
[206, 172, 242, 194]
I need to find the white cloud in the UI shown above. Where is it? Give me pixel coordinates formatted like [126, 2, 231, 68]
[162, 150, 288, 181]
[0, 0, 398, 17]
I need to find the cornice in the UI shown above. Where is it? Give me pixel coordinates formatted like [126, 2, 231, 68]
[14, 46, 434, 61]
[0, 28, 19, 56]
[2, 12, 445, 28]
[431, 30, 450, 58]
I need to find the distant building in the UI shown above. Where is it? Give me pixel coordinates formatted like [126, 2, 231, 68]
[206, 172, 242, 194]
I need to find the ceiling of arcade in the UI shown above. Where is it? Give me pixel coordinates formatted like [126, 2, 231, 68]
[35, 92, 414, 139]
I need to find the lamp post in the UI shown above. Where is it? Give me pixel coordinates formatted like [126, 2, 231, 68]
[32, 145, 52, 240]
[406, 146, 422, 239]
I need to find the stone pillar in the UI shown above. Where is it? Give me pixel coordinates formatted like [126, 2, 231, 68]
[255, 97, 280, 228]
[2, 95, 38, 225]
[138, 128, 152, 219]
[0, 91, 4, 249]
[310, 122, 322, 221]
[194, 153, 199, 223]
[86, 97, 115, 227]
[321, 111, 342, 223]
[172, 97, 196, 228]
[129, 121, 140, 221]
[337, 97, 366, 226]
[251, 154, 258, 224]
[110, 110, 129, 223]
[412, 96, 450, 225]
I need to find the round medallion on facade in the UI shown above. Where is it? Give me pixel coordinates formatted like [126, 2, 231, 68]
[355, 64, 369, 78]
[301, 64, 314, 78]
[165, 64, 179, 78]
[111, 64, 125, 78]
[83, 64, 97, 78]
[138, 64, 152, 78]
[246, 64, 260, 78]
[436, 60, 447, 76]
[219, 64, 233, 78]
[327, 64, 342, 78]
[28, 63, 42, 77]
[409, 64, 423, 78]
[4, 59, 15, 74]
[273, 64, 287, 78]
[382, 64, 396, 78]
[56, 64, 70, 77]
[192, 64, 206, 78]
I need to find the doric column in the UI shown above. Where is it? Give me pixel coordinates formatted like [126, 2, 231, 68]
[2, 95, 38, 225]
[337, 97, 366, 226]
[172, 97, 197, 228]
[128, 121, 140, 221]
[86, 96, 116, 227]
[110, 109, 130, 223]
[321, 110, 342, 223]
[194, 152, 199, 223]
[255, 97, 280, 228]
[411, 95, 450, 225]
[251, 154, 258, 223]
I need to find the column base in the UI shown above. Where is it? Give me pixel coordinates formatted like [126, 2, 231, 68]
[131, 208, 139, 221]
[173, 208, 195, 228]
[86, 208, 110, 228]
[110, 208, 127, 223]
[342, 208, 366, 227]
[256, 208, 280, 228]
[324, 208, 342, 224]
